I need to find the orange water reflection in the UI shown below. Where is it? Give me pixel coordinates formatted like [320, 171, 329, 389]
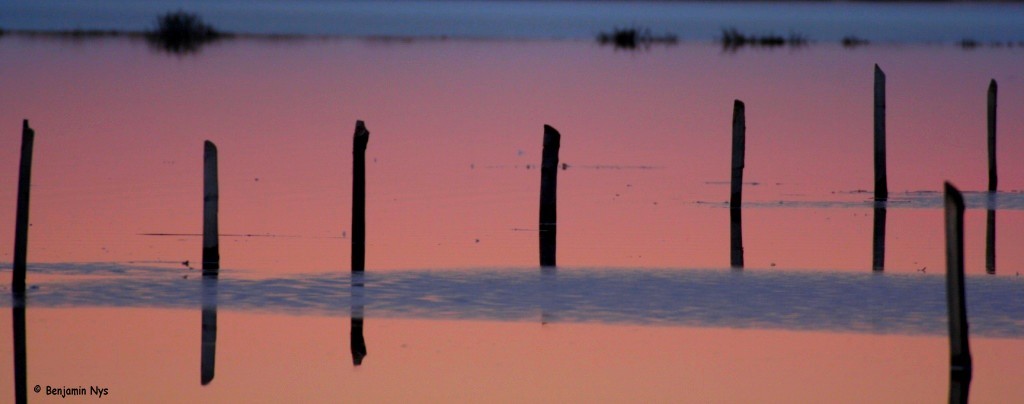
[1, 308, 1023, 402]
[1, 38, 1024, 275]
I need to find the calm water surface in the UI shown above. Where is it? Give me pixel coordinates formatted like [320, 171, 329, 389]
[0, 31, 1023, 401]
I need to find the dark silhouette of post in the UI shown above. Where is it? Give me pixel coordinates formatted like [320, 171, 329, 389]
[729, 101, 745, 269]
[874, 65, 888, 201]
[350, 317, 366, 365]
[949, 366, 972, 404]
[988, 79, 997, 192]
[203, 141, 219, 274]
[13, 120, 34, 295]
[12, 298, 27, 404]
[986, 207, 995, 274]
[730, 208, 743, 268]
[350, 273, 367, 365]
[352, 121, 370, 273]
[731, 100, 745, 208]
[944, 182, 972, 378]
[872, 206, 886, 271]
[200, 276, 218, 385]
[539, 125, 560, 268]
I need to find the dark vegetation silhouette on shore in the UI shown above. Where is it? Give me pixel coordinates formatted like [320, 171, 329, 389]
[842, 35, 869, 48]
[720, 28, 807, 51]
[146, 11, 225, 54]
[597, 27, 678, 50]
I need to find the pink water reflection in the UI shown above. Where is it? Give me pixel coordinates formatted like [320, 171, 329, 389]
[1, 308, 1022, 402]
[1, 38, 1023, 274]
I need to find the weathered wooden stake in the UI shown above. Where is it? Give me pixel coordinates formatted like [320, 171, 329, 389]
[872, 206, 886, 271]
[874, 65, 888, 201]
[202, 141, 219, 274]
[539, 125, 560, 268]
[200, 277, 218, 385]
[988, 79, 998, 192]
[352, 121, 370, 272]
[730, 100, 746, 208]
[12, 120, 34, 295]
[944, 182, 972, 376]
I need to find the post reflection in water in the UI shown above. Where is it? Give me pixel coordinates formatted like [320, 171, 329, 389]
[872, 205, 887, 271]
[730, 207, 743, 269]
[540, 266, 558, 325]
[350, 273, 367, 366]
[12, 295, 27, 404]
[949, 369, 972, 404]
[200, 275, 218, 386]
[986, 208, 996, 275]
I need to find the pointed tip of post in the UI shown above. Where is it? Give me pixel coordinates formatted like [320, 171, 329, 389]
[874, 63, 881, 72]
[204, 140, 216, 150]
[945, 181, 964, 208]
[733, 99, 745, 112]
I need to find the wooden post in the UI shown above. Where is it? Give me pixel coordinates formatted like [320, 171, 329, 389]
[200, 277, 218, 385]
[988, 79, 997, 192]
[874, 65, 888, 201]
[729, 100, 745, 269]
[539, 125, 560, 268]
[944, 182, 972, 375]
[203, 141, 219, 274]
[872, 206, 886, 271]
[352, 121, 370, 272]
[12, 120, 34, 295]
[730, 100, 745, 208]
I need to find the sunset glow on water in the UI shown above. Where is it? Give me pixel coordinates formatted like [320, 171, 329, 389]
[2, 5, 1024, 400]
[2, 38, 1024, 273]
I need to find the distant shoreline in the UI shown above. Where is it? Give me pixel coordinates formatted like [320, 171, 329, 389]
[3, 0, 1024, 49]
[2, 28, 1022, 51]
